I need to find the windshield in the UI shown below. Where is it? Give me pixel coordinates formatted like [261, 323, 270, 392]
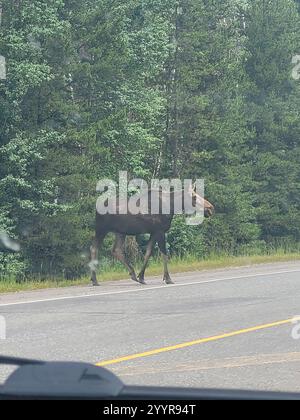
[0, 0, 300, 396]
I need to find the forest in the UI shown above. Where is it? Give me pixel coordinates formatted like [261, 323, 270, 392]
[0, 0, 300, 282]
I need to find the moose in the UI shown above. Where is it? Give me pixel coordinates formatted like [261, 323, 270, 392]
[90, 184, 214, 286]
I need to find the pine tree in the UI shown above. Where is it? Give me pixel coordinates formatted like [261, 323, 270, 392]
[164, 0, 260, 253]
[245, 0, 300, 246]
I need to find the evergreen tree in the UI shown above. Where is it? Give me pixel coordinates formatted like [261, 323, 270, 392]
[245, 0, 300, 246]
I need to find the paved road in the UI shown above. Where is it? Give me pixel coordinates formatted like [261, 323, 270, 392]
[1, 261, 300, 393]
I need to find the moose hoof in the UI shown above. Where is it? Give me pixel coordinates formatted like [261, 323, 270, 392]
[164, 277, 174, 285]
[138, 276, 147, 285]
[92, 281, 100, 287]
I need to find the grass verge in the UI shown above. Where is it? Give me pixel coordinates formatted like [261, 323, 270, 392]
[0, 251, 299, 294]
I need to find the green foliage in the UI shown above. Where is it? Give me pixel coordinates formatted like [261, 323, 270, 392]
[245, 0, 300, 244]
[167, 216, 206, 257]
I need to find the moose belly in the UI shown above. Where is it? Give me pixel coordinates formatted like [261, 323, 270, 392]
[97, 214, 172, 235]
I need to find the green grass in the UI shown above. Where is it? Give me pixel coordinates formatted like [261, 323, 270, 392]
[0, 250, 300, 294]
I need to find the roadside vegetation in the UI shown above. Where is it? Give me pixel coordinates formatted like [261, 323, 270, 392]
[0, 248, 299, 294]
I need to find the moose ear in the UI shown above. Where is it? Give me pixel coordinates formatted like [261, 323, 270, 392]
[187, 182, 196, 195]
[187, 182, 194, 194]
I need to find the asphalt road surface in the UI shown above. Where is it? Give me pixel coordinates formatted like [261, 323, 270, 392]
[1, 261, 300, 394]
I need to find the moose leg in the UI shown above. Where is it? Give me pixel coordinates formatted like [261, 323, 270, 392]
[90, 234, 105, 286]
[157, 233, 174, 285]
[112, 234, 139, 283]
[138, 234, 157, 284]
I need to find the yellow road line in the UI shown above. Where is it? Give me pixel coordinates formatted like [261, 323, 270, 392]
[96, 318, 295, 367]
